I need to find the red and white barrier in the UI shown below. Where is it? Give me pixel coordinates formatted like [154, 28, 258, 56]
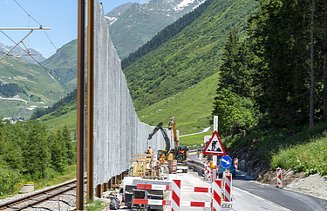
[136, 183, 170, 191]
[276, 167, 283, 188]
[233, 158, 238, 170]
[212, 168, 217, 180]
[171, 179, 211, 210]
[172, 180, 181, 211]
[212, 179, 222, 211]
[223, 171, 232, 204]
[132, 198, 170, 206]
[204, 162, 211, 181]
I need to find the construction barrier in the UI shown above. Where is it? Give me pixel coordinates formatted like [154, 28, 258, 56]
[233, 158, 238, 170]
[132, 198, 170, 206]
[204, 162, 211, 181]
[136, 183, 170, 190]
[171, 179, 211, 210]
[133, 183, 171, 208]
[212, 168, 217, 180]
[276, 167, 283, 188]
[212, 179, 222, 211]
[222, 171, 232, 207]
[170, 160, 178, 174]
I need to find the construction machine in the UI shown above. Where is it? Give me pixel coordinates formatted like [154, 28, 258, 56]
[168, 117, 188, 162]
[147, 122, 171, 158]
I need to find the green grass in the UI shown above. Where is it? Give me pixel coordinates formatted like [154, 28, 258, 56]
[34, 165, 76, 189]
[124, 0, 258, 110]
[271, 137, 327, 176]
[0, 57, 67, 118]
[225, 120, 327, 176]
[85, 200, 107, 211]
[0, 165, 76, 199]
[138, 73, 219, 134]
[179, 131, 213, 146]
[39, 104, 77, 133]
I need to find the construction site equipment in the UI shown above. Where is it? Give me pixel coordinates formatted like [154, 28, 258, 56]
[130, 154, 156, 177]
[168, 117, 188, 163]
[122, 177, 170, 210]
[148, 122, 171, 153]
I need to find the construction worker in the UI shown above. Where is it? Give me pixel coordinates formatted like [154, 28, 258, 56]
[167, 150, 174, 173]
[159, 153, 166, 165]
[147, 146, 153, 154]
[209, 159, 216, 169]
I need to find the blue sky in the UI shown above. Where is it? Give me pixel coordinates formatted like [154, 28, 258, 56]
[0, 0, 147, 58]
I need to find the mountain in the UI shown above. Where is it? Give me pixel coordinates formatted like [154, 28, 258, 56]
[41, 40, 77, 90]
[0, 42, 45, 64]
[0, 56, 67, 119]
[41, 0, 206, 90]
[124, 0, 258, 110]
[106, 0, 207, 59]
[37, 0, 258, 134]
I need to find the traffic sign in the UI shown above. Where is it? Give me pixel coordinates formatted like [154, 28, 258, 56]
[220, 155, 232, 169]
[202, 130, 226, 156]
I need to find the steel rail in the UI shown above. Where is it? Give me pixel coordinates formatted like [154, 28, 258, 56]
[0, 177, 86, 211]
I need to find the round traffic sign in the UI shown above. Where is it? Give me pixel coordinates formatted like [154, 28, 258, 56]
[220, 155, 232, 169]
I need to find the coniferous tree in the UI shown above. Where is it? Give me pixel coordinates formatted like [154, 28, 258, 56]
[49, 130, 67, 173]
[212, 29, 257, 134]
[249, 0, 313, 128]
[62, 126, 75, 165]
[23, 122, 50, 178]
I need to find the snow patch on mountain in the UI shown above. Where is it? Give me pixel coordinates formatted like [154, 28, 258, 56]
[105, 16, 117, 25]
[174, 0, 196, 11]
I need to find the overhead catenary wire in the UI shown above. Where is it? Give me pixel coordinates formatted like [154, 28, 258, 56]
[0, 30, 69, 91]
[13, 0, 72, 69]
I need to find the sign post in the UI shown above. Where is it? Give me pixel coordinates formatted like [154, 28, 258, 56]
[202, 116, 228, 179]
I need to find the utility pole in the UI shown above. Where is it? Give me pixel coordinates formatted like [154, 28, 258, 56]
[87, 0, 95, 201]
[76, 0, 85, 210]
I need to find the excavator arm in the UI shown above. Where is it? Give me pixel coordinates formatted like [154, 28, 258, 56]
[147, 122, 171, 152]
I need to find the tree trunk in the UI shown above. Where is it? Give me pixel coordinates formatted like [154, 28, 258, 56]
[323, 0, 327, 119]
[323, 52, 327, 118]
[309, 0, 315, 128]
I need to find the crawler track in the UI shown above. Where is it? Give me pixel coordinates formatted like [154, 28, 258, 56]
[0, 179, 78, 211]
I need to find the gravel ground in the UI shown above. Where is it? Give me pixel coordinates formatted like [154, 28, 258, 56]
[285, 173, 327, 200]
[259, 169, 327, 200]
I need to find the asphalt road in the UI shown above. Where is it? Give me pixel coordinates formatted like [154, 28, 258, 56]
[189, 154, 327, 211]
[233, 171, 327, 211]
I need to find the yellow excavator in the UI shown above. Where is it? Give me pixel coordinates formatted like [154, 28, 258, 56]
[147, 117, 188, 162]
[168, 117, 188, 162]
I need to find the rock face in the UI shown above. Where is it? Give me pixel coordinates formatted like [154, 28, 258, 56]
[231, 139, 270, 179]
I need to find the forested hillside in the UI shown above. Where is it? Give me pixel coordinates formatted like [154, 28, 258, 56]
[210, 0, 327, 176]
[124, 0, 258, 110]
[0, 121, 75, 196]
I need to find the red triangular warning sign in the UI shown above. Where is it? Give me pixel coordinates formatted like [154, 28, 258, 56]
[203, 130, 226, 156]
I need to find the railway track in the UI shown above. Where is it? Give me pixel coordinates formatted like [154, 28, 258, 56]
[0, 179, 78, 211]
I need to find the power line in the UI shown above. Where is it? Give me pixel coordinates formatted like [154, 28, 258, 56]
[14, 0, 72, 70]
[0, 30, 69, 91]
[14, 0, 42, 26]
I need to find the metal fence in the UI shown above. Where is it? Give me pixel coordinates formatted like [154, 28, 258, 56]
[93, 3, 171, 186]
